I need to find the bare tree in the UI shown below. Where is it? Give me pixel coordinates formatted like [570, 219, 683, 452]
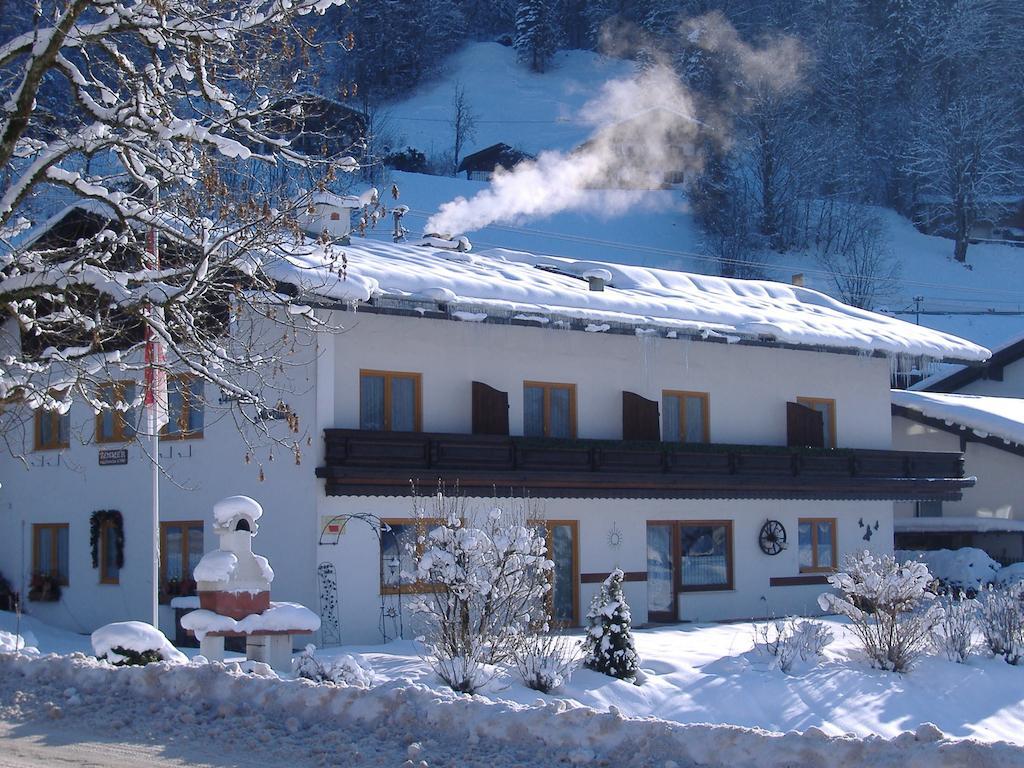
[814, 204, 900, 309]
[449, 82, 478, 177]
[0, 0, 361, 437]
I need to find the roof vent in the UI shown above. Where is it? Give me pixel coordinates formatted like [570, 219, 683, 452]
[583, 268, 613, 292]
[791, 273, 805, 287]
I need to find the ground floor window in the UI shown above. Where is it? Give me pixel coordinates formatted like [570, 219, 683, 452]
[32, 523, 69, 590]
[646, 520, 734, 621]
[160, 521, 203, 602]
[798, 518, 837, 573]
[380, 518, 444, 594]
[99, 518, 120, 584]
[537, 520, 579, 626]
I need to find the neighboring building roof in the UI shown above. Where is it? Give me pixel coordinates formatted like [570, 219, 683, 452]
[456, 143, 533, 174]
[914, 331, 1024, 392]
[264, 236, 990, 362]
[895, 516, 1024, 534]
[892, 390, 1024, 449]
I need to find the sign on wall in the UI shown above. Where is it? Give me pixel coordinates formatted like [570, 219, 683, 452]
[98, 449, 128, 466]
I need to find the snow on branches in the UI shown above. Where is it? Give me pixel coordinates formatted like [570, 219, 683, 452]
[583, 569, 640, 682]
[0, 0, 363, 444]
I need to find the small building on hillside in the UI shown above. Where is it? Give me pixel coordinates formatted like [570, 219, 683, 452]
[892, 390, 1024, 565]
[456, 143, 534, 181]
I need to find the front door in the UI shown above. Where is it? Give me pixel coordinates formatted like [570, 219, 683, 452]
[646, 522, 676, 622]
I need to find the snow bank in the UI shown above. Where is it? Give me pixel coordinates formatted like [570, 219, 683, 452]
[2, 650, 1023, 767]
[0, 629, 37, 653]
[264, 237, 989, 363]
[893, 390, 1024, 446]
[180, 602, 320, 640]
[90, 621, 187, 665]
[212, 494, 263, 531]
[896, 548, 1001, 592]
[995, 563, 1024, 587]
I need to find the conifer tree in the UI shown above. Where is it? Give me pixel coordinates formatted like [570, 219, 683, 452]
[583, 569, 640, 681]
[515, 0, 557, 72]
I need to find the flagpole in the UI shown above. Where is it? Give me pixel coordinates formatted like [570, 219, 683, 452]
[148, 189, 160, 629]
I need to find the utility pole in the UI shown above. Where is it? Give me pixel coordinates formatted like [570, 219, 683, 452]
[913, 296, 924, 325]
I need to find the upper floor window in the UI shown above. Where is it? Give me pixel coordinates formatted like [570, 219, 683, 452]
[96, 381, 136, 443]
[796, 397, 836, 448]
[34, 400, 69, 451]
[662, 390, 709, 443]
[360, 370, 422, 432]
[163, 375, 204, 440]
[523, 381, 576, 438]
[798, 517, 836, 573]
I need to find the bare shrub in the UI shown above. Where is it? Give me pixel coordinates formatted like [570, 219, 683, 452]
[819, 550, 941, 672]
[978, 583, 1024, 665]
[931, 594, 977, 663]
[514, 632, 583, 693]
[754, 616, 834, 673]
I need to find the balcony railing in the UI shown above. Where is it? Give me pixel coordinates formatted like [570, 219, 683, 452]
[315, 429, 972, 501]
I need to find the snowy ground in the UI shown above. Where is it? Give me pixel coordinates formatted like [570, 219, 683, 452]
[3, 610, 1024, 766]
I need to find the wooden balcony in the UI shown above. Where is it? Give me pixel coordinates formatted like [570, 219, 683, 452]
[315, 429, 973, 501]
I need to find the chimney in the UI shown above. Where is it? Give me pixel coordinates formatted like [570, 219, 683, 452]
[791, 273, 805, 287]
[299, 192, 364, 244]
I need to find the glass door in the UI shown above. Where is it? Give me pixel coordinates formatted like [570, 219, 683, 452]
[646, 523, 676, 622]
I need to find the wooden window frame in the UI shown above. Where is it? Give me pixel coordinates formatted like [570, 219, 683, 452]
[380, 517, 445, 595]
[95, 381, 136, 444]
[677, 519, 734, 592]
[32, 523, 69, 586]
[531, 519, 580, 627]
[360, 370, 423, 432]
[34, 407, 69, 451]
[662, 390, 710, 443]
[798, 517, 838, 573]
[523, 381, 577, 438]
[159, 520, 203, 603]
[99, 518, 120, 584]
[161, 374, 204, 441]
[796, 396, 836, 448]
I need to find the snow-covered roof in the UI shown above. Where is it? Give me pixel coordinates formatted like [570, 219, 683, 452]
[895, 516, 1024, 534]
[267, 237, 990, 362]
[180, 602, 320, 641]
[892, 390, 1024, 447]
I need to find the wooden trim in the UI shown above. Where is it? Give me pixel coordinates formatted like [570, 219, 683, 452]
[160, 374, 204, 441]
[662, 390, 710, 443]
[769, 574, 830, 587]
[95, 381, 136, 444]
[798, 517, 838, 573]
[580, 571, 647, 584]
[797, 397, 836, 448]
[159, 520, 203, 603]
[360, 370, 423, 432]
[379, 517, 444, 595]
[34, 408, 69, 451]
[677, 519, 734, 592]
[99, 518, 119, 584]
[32, 523, 69, 586]
[523, 381, 577, 438]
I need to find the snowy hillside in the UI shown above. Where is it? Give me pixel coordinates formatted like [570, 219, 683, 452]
[375, 42, 1024, 354]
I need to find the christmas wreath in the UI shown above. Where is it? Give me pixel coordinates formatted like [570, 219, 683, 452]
[90, 510, 125, 569]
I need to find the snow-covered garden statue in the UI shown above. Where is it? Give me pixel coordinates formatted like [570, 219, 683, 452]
[584, 569, 640, 682]
[181, 496, 319, 670]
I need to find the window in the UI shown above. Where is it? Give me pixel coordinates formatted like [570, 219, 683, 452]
[534, 520, 579, 626]
[796, 397, 836, 448]
[96, 381, 137, 443]
[380, 518, 443, 594]
[34, 406, 69, 451]
[915, 500, 942, 518]
[160, 521, 203, 602]
[523, 381, 576, 438]
[662, 390, 709, 443]
[678, 521, 733, 591]
[163, 375, 204, 440]
[798, 518, 836, 573]
[360, 370, 422, 432]
[99, 518, 120, 584]
[33, 523, 69, 586]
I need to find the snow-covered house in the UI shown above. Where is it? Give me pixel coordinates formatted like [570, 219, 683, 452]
[0, 200, 991, 644]
[456, 143, 534, 181]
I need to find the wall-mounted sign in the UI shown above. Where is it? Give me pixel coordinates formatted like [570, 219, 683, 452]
[98, 448, 128, 466]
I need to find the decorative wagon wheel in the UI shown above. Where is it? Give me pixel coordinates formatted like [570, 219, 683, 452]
[758, 520, 787, 556]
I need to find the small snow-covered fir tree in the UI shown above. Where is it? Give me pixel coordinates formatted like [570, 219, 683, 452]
[583, 568, 639, 682]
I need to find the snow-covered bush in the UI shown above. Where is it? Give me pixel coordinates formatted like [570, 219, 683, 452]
[514, 631, 583, 693]
[931, 594, 977, 663]
[410, 489, 552, 693]
[754, 617, 833, 673]
[818, 551, 941, 672]
[91, 622, 187, 666]
[995, 563, 1024, 588]
[896, 548, 1000, 597]
[293, 645, 375, 686]
[978, 583, 1024, 665]
[583, 569, 640, 682]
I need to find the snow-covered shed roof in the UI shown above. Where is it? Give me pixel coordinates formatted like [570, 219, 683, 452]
[913, 330, 1024, 393]
[892, 390, 1024, 448]
[267, 237, 990, 363]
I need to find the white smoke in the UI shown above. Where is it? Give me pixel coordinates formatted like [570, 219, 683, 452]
[424, 14, 803, 237]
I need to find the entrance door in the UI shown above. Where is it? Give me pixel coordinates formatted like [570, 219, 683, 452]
[646, 522, 676, 622]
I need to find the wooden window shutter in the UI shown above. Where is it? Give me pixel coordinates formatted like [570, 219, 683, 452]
[472, 381, 509, 435]
[787, 401, 824, 448]
[622, 391, 660, 441]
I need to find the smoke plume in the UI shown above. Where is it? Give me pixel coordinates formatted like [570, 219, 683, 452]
[424, 14, 804, 237]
